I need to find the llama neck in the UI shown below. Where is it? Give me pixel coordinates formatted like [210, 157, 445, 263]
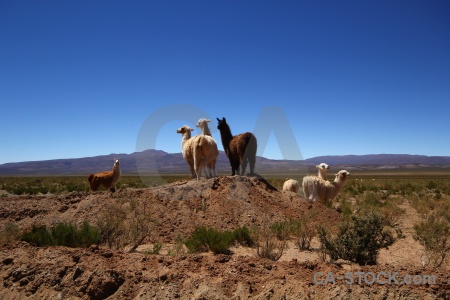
[219, 124, 233, 149]
[181, 132, 192, 147]
[113, 163, 121, 177]
[332, 178, 346, 195]
[201, 126, 212, 136]
[318, 169, 327, 180]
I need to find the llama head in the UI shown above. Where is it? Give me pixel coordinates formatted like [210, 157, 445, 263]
[176, 125, 194, 135]
[196, 118, 211, 129]
[335, 170, 350, 181]
[113, 158, 120, 167]
[216, 117, 228, 130]
[316, 163, 330, 171]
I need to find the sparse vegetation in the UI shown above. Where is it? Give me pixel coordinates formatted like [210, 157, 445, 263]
[21, 221, 100, 248]
[290, 214, 317, 251]
[97, 197, 157, 251]
[184, 226, 253, 254]
[0, 221, 21, 244]
[168, 234, 187, 257]
[144, 243, 163, 255]
[414, 214, 450, 267]
[254, 221, 289, 261]
[317, 211, 396, 265]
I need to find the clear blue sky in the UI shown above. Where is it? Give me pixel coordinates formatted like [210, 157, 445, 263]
[1, 0, 449, 164]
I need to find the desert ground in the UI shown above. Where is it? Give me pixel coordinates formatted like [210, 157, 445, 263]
[0, 174, 449, 299]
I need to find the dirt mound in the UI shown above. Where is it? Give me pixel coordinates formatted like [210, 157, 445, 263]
[0, 176, 448, 299]
[0, 176, 339, 242]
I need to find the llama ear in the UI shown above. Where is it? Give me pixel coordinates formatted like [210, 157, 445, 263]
[216, 118, 220, 122]
[223, 117, 226, 121]
[206, 119, 211, 122]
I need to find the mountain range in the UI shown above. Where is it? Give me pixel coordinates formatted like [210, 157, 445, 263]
[1, 150, 450, 175]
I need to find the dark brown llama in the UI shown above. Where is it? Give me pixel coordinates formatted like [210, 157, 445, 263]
[216, 117, 257, 176]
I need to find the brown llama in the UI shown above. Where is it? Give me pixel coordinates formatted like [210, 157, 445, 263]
[216, 117, 257, 176]
[88, 158, 121, 192]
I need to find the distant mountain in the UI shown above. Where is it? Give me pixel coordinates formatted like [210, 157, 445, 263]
[304, 154, 450, 166]
[0, 150, 449, 175]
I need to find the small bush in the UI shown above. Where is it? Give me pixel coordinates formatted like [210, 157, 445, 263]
[414, 214, 450, 267]
[21, 221, 100, 248]
[185, 226, 253, 254]
[232, 226, 254, 247]
[270, 221, 291, 241]
[0, 221, 21, 244]
[185, 227, 234, 254]
[290, 216, 316, 250]
[97, 202, 127, 249]
[22, 226, 53, 246]
[255, 222, 288, 261]
[317, 211, 395, 265]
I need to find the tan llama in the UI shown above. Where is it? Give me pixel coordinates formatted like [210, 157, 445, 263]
[88, 158, 121, 192]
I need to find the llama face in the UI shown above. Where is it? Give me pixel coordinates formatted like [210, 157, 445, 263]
[335, 170, 350, 180]
[196, 118, 211, 128]
[316, 163, 330, 171]
[176, 125, 194, 134]
[114, 159, 120, 167]
[216, 117, 227, 130]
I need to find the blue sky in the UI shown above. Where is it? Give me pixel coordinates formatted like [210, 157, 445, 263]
[1, 0, 449, 164]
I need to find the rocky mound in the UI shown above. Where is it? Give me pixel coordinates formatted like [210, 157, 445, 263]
[0, 176, 339, 242]
[0, 176, 448, 299]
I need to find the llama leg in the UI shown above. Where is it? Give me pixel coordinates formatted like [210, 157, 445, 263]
[90, 179, 101, 192]
[188, 161, 196, 179]
[240, 158, 248, 176]
[194, 160, 201, 180]
[231, 162, 238, 176]
[211, 159, 217, 177]
[303, 185, 310, 200]
[248, 155, 256, 175]
[208, 163, 213, 178]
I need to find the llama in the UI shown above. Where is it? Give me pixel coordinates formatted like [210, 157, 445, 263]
[302, 170, 350, 205]
[88, 158, 121, 192]
[316, 163, 330, 180]
[177, 125, 218, 180]
[196, 118, 213, 136]
[282, 179, 300, 193]
[176, 125, 197, 179]
[301, 162, 330, 197]
[196, 118, 219, 178]
[216, 117, 257, 176]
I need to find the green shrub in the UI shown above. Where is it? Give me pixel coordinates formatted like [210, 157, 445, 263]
[21, 221, 100, 248]
[289, 216, 316, 250]
[232, 226, 254, 247]
[184, 226, 253, 254]
[317, 211, 395, 265]
[270, 221, 291, 241]
[21, 226, 54, 246]
[414, 214, 450, 267]
[254, 222, 287, 261]
[185, 227, 234, 254]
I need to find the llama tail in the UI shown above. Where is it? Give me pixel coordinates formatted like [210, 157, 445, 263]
[88, 174, 95, 183]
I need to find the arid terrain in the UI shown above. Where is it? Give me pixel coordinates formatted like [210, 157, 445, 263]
[0, 175, 449, 299]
